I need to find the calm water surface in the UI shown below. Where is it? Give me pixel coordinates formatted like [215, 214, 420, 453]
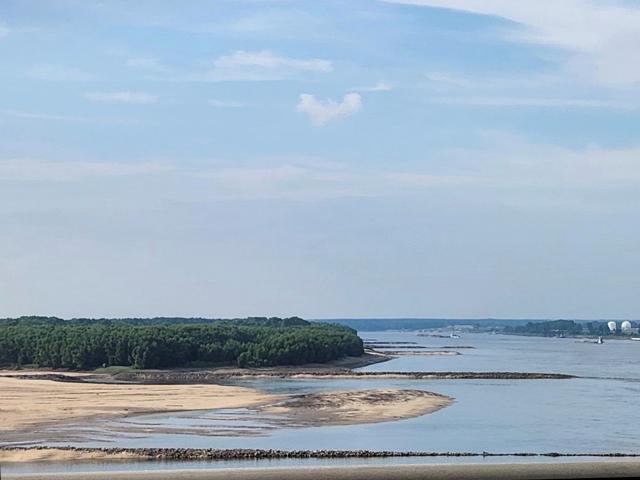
[5, 332, 640, 475]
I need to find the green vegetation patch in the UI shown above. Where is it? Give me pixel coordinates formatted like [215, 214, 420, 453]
[0, 317, 363, 370]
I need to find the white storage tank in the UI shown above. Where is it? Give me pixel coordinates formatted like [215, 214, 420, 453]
[607, 321, 617, 333]
[621, 320, 632, 333]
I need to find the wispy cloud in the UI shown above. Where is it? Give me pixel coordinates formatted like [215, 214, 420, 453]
[27, 64, 96, 82]
[296, 93, 362, 126]
[352, 81, 393, 92]
[208, 99, 253, 108]
[197, 136, 640, 200]
[0, 22, 8, 38]
[1, 108, 92, 122]
[197, 163, 475, 201]
[431, 96, 632, 109]
[83, 91, 158, 104]
[439, 131, 640, 189]
[0, 158, 173, 182]
[382, 0, 640, 86]
[190, 50, 332, 82]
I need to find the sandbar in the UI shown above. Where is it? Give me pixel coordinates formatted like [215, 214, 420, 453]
[264, 388, 453, 426]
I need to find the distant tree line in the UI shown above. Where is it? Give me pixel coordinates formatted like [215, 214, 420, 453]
[319, 318, 535, 331]
[0, 317, 363, 369]
[504, 319, 614, 337]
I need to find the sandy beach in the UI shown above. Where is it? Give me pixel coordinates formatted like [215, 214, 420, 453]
[0, 374, 278, 433]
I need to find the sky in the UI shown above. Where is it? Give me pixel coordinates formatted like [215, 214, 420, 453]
[1, 0, 639, 319]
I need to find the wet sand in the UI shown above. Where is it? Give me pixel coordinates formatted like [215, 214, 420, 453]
[6, 462, 640, 480]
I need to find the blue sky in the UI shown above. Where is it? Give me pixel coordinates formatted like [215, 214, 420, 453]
[1, 0, 639, 319]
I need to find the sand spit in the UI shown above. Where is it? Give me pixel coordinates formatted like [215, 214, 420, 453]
[0, 375, 278, 433]
[264, 389, 453, 426]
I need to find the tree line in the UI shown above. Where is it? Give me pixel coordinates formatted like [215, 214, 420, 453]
[504, 319, 618, 336]
[0, 317, 363, 369]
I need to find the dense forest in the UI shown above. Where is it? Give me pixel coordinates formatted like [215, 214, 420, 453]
[0, 317, 363, 369]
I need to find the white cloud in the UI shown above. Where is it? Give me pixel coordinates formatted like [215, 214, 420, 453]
[352, 81, 393, 92]
[192, 50, 332, 82]
[84, 92, 158, 104]
[208, 99, 253, 108]
[382, 0, 640, 85]
[125, 57, 167, 72]
[0, 159, 173, 182]
[214, 50, 331, 72]
[296, 93, 362, 126]
[27, 64, 96, 82]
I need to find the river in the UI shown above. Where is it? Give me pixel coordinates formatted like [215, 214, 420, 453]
[5, 331, 640, 476]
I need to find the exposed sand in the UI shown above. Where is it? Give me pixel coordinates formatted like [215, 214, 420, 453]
[264, 388, 453, 426]
[6, 462, 640, 480]
[0, 448, 141, 463]
[0, 375, 278, 433]
[1, 375, 453, 443]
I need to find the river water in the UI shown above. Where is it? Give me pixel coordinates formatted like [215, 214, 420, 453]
[5, 332, 640, 475]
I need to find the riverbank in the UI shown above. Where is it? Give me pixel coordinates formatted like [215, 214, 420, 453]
[5, 461, 640, 480]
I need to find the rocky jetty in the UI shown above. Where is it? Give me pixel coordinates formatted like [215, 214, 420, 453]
[111, 370, 575, 384]
[1, 447, 638, 462]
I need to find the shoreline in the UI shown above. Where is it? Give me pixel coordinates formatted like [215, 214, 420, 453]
[6, 460, 640, 480]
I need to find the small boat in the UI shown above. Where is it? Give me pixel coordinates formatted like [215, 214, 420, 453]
[631, 337, 640, 342]
[596, 336, 604, 344]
